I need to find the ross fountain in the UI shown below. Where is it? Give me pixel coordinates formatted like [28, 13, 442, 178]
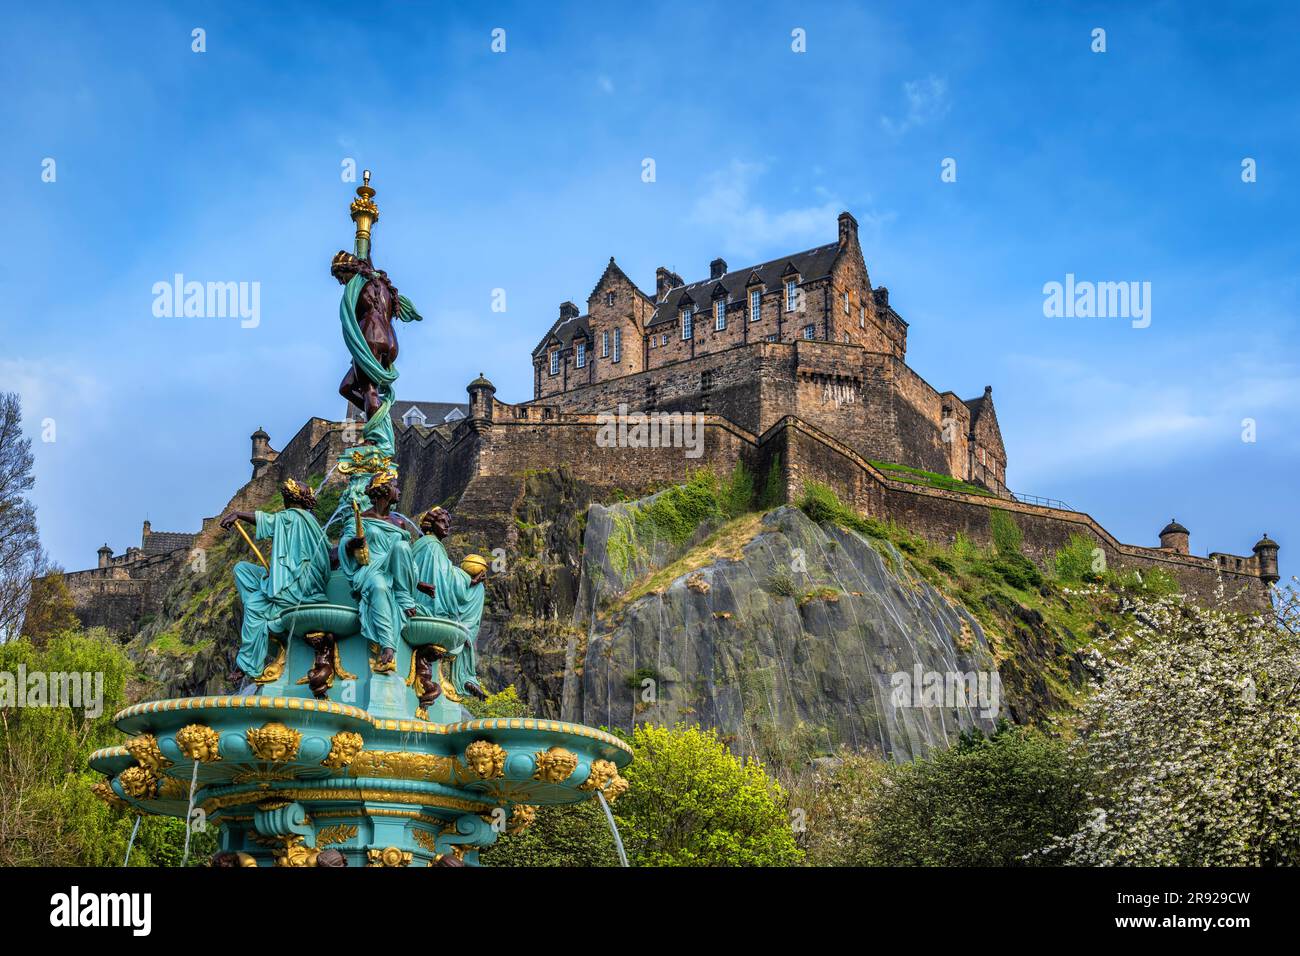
[88, 173, 631, 867]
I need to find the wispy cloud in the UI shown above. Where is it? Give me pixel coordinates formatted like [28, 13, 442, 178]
[880, 75, 950, 136]
[689, 161, 857, 258]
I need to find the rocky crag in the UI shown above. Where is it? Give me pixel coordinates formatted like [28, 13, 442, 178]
[123, 465, 1135, 768]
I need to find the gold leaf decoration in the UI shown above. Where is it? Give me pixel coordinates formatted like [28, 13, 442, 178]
[533, 747, 578, 784]
[246, 722, 301, 762]
[464, 740, 507, 780]
[321, 731, 364, 770]
[176, 724, 222, 762]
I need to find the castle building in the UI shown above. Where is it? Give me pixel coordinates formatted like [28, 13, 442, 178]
[56, 212, 1280, 630]
[529, 211, 1007, 496]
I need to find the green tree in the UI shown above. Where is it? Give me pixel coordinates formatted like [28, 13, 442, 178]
[802, 724, 1088, 866]
[0, 628, 211, 865]
[614, 723, 803, 867]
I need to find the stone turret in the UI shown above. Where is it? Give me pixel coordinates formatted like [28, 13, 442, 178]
[1253, 534, 1280, 584]
[467, 373, 496, 431]
[97, 543, 113, 569]
[1159, 519, 1190, 555]
[250, 426, 276, 478]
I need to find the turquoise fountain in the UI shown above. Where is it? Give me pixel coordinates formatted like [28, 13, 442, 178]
[88, 174, 631, 867]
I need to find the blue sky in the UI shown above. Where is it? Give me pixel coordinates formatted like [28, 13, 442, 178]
[6, 0, 1298, 583]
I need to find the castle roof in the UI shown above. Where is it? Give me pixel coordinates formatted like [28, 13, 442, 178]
[1160, 519, 1189, 536]
[963, 386, 996, 425]
[531, 310, 591, 358]
[390, 400, 470, 428]
[141, 531, 196, 556]
[647, 242, 842, 328]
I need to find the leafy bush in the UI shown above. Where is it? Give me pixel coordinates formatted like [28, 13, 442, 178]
[463, 684, 528, 719]
[1054, 534, 1104, 583]
[802, 724, 1088, 866]
[482, 799, 621, 867]
[614, 724, 803, 866]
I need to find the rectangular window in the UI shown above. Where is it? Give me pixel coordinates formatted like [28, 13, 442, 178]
[601, 330, 609, 357]
[803, 324, 815, 340]
[681, 307, 693, 340]
[613, 328, 622, 362]
[714, 300, 726, 331]
[765, 333, 778, 342]
[785, 279, 798, 312]
[750, 288, 761, 321]
[859, 305, 866, 328]
[661, 333, 668, 346]
[549, 350, 560, 375]
[576, 341, 586, 367]
[843, 291, 850, 314]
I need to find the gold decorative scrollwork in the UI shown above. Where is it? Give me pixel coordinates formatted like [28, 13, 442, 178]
[176, 724, 222, 762]
[317, 824, 359, 847]
[321, 731, 365, 770]
[246, 721, 302, 762]
[125, 733, 172, 774]
[366, 846, 412, 867]
[368, 641, 397, 674]
[464, 740, 507, 780]
[411, 828, 439, 855]
[349, 750, 456, 783]
[533, 747, 578, 784]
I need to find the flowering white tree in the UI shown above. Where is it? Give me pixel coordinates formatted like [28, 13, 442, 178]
[1056, 584, 1300, 865]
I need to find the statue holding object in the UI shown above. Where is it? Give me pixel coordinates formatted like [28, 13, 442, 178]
[412, 506, 488, 700]
[336, 472, 421, 671]
[221, 479, 331, 684]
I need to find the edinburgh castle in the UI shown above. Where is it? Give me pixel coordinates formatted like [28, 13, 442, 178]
[63, 210, 1279, 631]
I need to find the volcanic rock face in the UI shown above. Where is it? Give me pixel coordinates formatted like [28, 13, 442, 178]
[574, 504, 1001, 762]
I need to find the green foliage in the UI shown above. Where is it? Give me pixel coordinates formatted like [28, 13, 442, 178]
[988, 509, 1024, 557]
[463, 684, 529, 719]
[798, 481, 886, 538]
[1054, 534, 1104, 583]
[766, 570, 798, 598]
[758, 454, 785, 510]
[869, 460, 994, 496]
[614, 724, 803, 866]
[0, 629, 207, 866]
[801, 724, 1088, 866]
[482, 799, 621, 867]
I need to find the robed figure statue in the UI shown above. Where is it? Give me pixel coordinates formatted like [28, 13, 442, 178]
[411, 507, 487, 699]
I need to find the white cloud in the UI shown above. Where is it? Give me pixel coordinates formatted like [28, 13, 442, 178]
[689, 161, 857, 258]
[880, 75, 950, 136]
[1005, 349, 1300, 485]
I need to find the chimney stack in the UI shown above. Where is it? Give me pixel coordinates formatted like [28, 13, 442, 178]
[838, 210, 859, 249]
[655, 267, 683, 302]
[559, 301, 579, 320]
[710, 258, 728, 280]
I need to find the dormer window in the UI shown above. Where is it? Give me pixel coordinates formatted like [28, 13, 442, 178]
[681, 307, 693, 340]
[714, 300, 726, 331]
[785, 279, 799, 312]
[402, 406, 428, 427]
[749, 288, 761, 322]
[605, 291, 615, 306]
[549, 350, 560, 375]
[613, 328, 622, 362]
[601, 330, 610, 357]
[576, 340, 586, 368]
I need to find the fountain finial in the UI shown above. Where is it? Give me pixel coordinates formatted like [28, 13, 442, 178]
[350, 169, 379, 259]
